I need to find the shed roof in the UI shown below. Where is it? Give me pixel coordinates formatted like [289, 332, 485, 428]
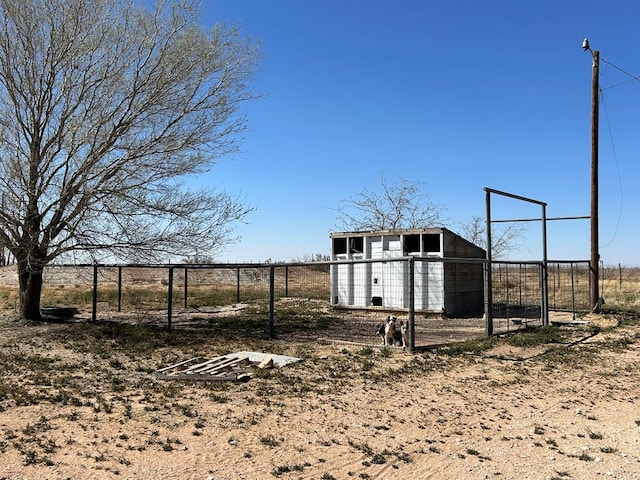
[330, 227, 448, 238]
[329, 227, 485, 256]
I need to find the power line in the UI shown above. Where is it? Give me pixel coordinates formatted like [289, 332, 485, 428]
[601, 58, 640, 90]
[599, 91, 624, 250]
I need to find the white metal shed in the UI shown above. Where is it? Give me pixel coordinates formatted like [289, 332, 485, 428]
[330, 227, 485, 316]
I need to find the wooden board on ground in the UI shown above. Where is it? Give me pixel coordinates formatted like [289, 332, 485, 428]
[154, 352, 301, 382]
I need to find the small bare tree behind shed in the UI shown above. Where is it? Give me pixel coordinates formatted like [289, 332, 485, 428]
[336, 175, 523, 256]
[0, 0, 259, 319]
[459, 215, 525, 258]
[335, 175, 447, 231]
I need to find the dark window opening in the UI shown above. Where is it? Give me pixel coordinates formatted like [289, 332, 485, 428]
[333, 237, 347, 255]
[349, 237, 363, 254]
[404, 234, 420, 254]
[423, 233, 440, 253]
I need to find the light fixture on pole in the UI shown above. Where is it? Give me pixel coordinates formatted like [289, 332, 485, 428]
[582, 37, 600, 313]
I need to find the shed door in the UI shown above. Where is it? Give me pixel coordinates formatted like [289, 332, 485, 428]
[370, 238, 383, 301]
[383, 238, 405, 309]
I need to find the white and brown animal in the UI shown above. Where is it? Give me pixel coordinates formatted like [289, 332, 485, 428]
[375, 315, 399, 346]
[400, 321, 409, 349]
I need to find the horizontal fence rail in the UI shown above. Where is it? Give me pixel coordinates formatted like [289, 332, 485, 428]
[22, 258, 597, 350]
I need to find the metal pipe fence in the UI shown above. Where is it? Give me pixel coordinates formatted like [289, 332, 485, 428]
[34, 258, 595, 350]
[548, 261, 591, 316]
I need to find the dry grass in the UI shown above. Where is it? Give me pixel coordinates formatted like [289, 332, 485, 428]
[601, 267, 640, 310]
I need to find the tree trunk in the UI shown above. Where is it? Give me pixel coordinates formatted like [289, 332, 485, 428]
[18, 259, 44, 321]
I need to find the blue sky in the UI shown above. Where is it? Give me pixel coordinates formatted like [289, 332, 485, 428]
[199, 0, 640, 265]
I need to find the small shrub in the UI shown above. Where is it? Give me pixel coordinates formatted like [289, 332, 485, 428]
[505, 325, 567, 347]
[546, 438, 558, 447]
[348, 440, 373, 456]
[180, 405, 196, 417]
[23, 450, 38, 465]
[271, 464, 305, 477]
[260, 435, 280, 448]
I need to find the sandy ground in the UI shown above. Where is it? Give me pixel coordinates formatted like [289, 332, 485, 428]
[0, 310, 637, 480]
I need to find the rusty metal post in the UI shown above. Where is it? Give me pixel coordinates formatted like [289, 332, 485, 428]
[167, 267, 174, 332]
[183, 267, 188, 309]
[268, 265, 275, 339]
[92, 263, 98, 322]
[236, 267, 241, 303]
[117, 266, 122, 312]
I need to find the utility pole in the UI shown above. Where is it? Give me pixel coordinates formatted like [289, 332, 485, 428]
[582, 38, 600, 313]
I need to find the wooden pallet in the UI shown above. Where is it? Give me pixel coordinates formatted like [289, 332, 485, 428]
[154, 354, 272, 382]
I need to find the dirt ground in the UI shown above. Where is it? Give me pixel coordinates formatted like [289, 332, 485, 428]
[0, 309, 638, 480]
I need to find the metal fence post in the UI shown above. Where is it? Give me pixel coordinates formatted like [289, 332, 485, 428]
[268, 265, 275, 339]
[619, 263, 622, 290]
[570, 262, 576, 321]
[408, 257, 415, 351]
[236, 267, 241, 303]
[541, 204, 549, 326]
[285, 266, 289, 297]
[117, 266, 122, 312]
[184, 267, 188, 309]
[485, 261, 493, 336]
[167, 267, 174, 332]
[485, 190, 493, 336]
[92, 263, 98, 322]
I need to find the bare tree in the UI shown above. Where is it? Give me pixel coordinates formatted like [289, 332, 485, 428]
[0, 0, 259, 319]
[459, 215, 525, 258]
[335, 175, 447, 231]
